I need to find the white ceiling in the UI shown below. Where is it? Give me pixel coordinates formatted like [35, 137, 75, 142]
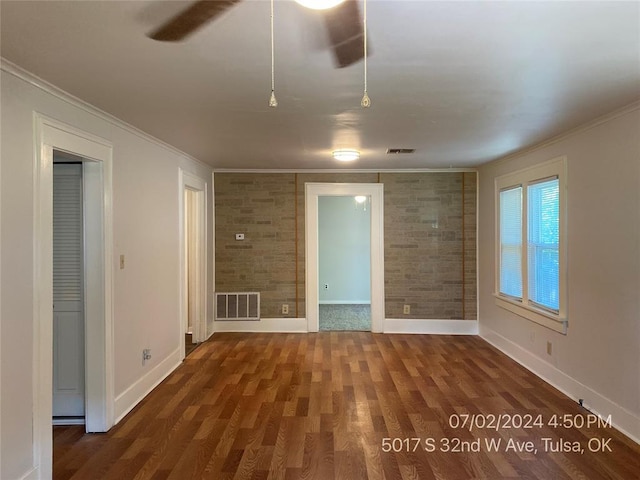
[2, 1, 639, 169]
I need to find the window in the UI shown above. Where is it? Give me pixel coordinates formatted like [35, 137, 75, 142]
[499, 186, 523, 299]
[495, 156, 567, 333]
[527, 178, 559, 311]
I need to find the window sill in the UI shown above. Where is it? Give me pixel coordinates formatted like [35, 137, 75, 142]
[494, 294, 567, 334]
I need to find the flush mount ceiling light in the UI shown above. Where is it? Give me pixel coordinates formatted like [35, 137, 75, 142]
[332, 149, 360, 162]
[354, 195, 368, 211]
[295, 0, 346, 10]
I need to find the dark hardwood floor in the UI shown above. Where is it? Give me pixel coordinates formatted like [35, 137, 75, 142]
[54, 332, 640, 479]
[185, 333, 198, 358]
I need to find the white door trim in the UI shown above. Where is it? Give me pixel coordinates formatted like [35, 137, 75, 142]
[34, 114, 114, 478]
[305, 183, 385, 332]
[179, 170, 208, 358]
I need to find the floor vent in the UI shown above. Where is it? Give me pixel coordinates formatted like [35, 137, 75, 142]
[215, 292, 260, 321]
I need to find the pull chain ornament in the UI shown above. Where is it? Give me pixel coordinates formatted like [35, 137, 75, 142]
[361, 91, 370, 108]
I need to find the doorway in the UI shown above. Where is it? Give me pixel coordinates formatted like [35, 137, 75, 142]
[305, 183, 385, 333]
[318, 195, 371, 330]
[179, 171, 207, 359]
[35, 114, 114, 478]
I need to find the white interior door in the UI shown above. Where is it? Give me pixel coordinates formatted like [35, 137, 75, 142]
[52, 162, 85, 419]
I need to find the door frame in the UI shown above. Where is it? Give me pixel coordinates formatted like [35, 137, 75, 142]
[34, 114, 114, 477]
[178, 170, 207, 358]
[305, 183, 385, 332]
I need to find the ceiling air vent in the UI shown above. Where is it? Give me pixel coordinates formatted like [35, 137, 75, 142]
[386, 148, 415, 154]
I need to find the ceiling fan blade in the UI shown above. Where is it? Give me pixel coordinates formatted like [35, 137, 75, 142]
[148, 0, 241, 42]
[322, 0, 369, 68]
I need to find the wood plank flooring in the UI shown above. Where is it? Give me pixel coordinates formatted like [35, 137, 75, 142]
[185, 334, 198, 357]
[53, 333, 640, 480]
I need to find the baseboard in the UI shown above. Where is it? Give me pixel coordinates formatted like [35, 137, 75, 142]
[480, 324, 640, 444]
[214, 318, 308, 333]
[18, 467, 38, 480]
[213, 318, 478, 334]
[384, 318, 478, 335]
[114, 347, 182, 424]
[52, 417, 85, 426]
[319, 301, 371, 305]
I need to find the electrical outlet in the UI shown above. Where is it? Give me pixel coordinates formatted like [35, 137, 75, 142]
[120, 254, 125, 269]
[235, 233, 244, 241]
[403, 304, 411, 314]
[324, 283, 329, 289]
[142, 348, 152, 365]
[282, 304, 289, 315]
[547, 341, 552, 355]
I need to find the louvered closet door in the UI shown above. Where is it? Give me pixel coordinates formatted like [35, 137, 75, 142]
[53, 163, 85, 418]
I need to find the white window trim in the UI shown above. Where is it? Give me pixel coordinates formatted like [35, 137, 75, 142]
[494, 156, 568, 334]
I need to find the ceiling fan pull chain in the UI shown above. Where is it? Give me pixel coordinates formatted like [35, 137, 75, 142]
[361, 0, 370, 108]
[269, 0, 278, 108]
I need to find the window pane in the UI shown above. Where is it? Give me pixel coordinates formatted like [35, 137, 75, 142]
[528, 178, 559, 311]
[500, 187, 522, 298]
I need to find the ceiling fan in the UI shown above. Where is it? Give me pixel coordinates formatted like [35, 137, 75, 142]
[148, 0, 369, 68]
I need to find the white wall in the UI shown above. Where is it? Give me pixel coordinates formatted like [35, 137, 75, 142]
[318, 196, 371, 304]
[477, 105, 640, 441]
[0, 64, 213, 479]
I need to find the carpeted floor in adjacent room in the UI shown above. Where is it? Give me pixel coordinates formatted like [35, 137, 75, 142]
[319, 304, 371, 331]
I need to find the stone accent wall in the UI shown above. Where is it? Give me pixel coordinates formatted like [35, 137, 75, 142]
[382, 172, 477, 319]
[215, 172, 477, 320]
[214, 174, 296, 318]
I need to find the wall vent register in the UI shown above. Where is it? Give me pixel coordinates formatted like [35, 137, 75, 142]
[386, 148, 415, 154]
[216, 292, 260, 321]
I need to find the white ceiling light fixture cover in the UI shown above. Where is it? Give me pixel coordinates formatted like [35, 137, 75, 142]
[332, 149, 360, 162]
[295, 0, 347, 10]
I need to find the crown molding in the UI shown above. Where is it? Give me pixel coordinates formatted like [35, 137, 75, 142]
[213, 168, 478, 174]
[484, 100, 640, 168]
[1, 57, 212, 173]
